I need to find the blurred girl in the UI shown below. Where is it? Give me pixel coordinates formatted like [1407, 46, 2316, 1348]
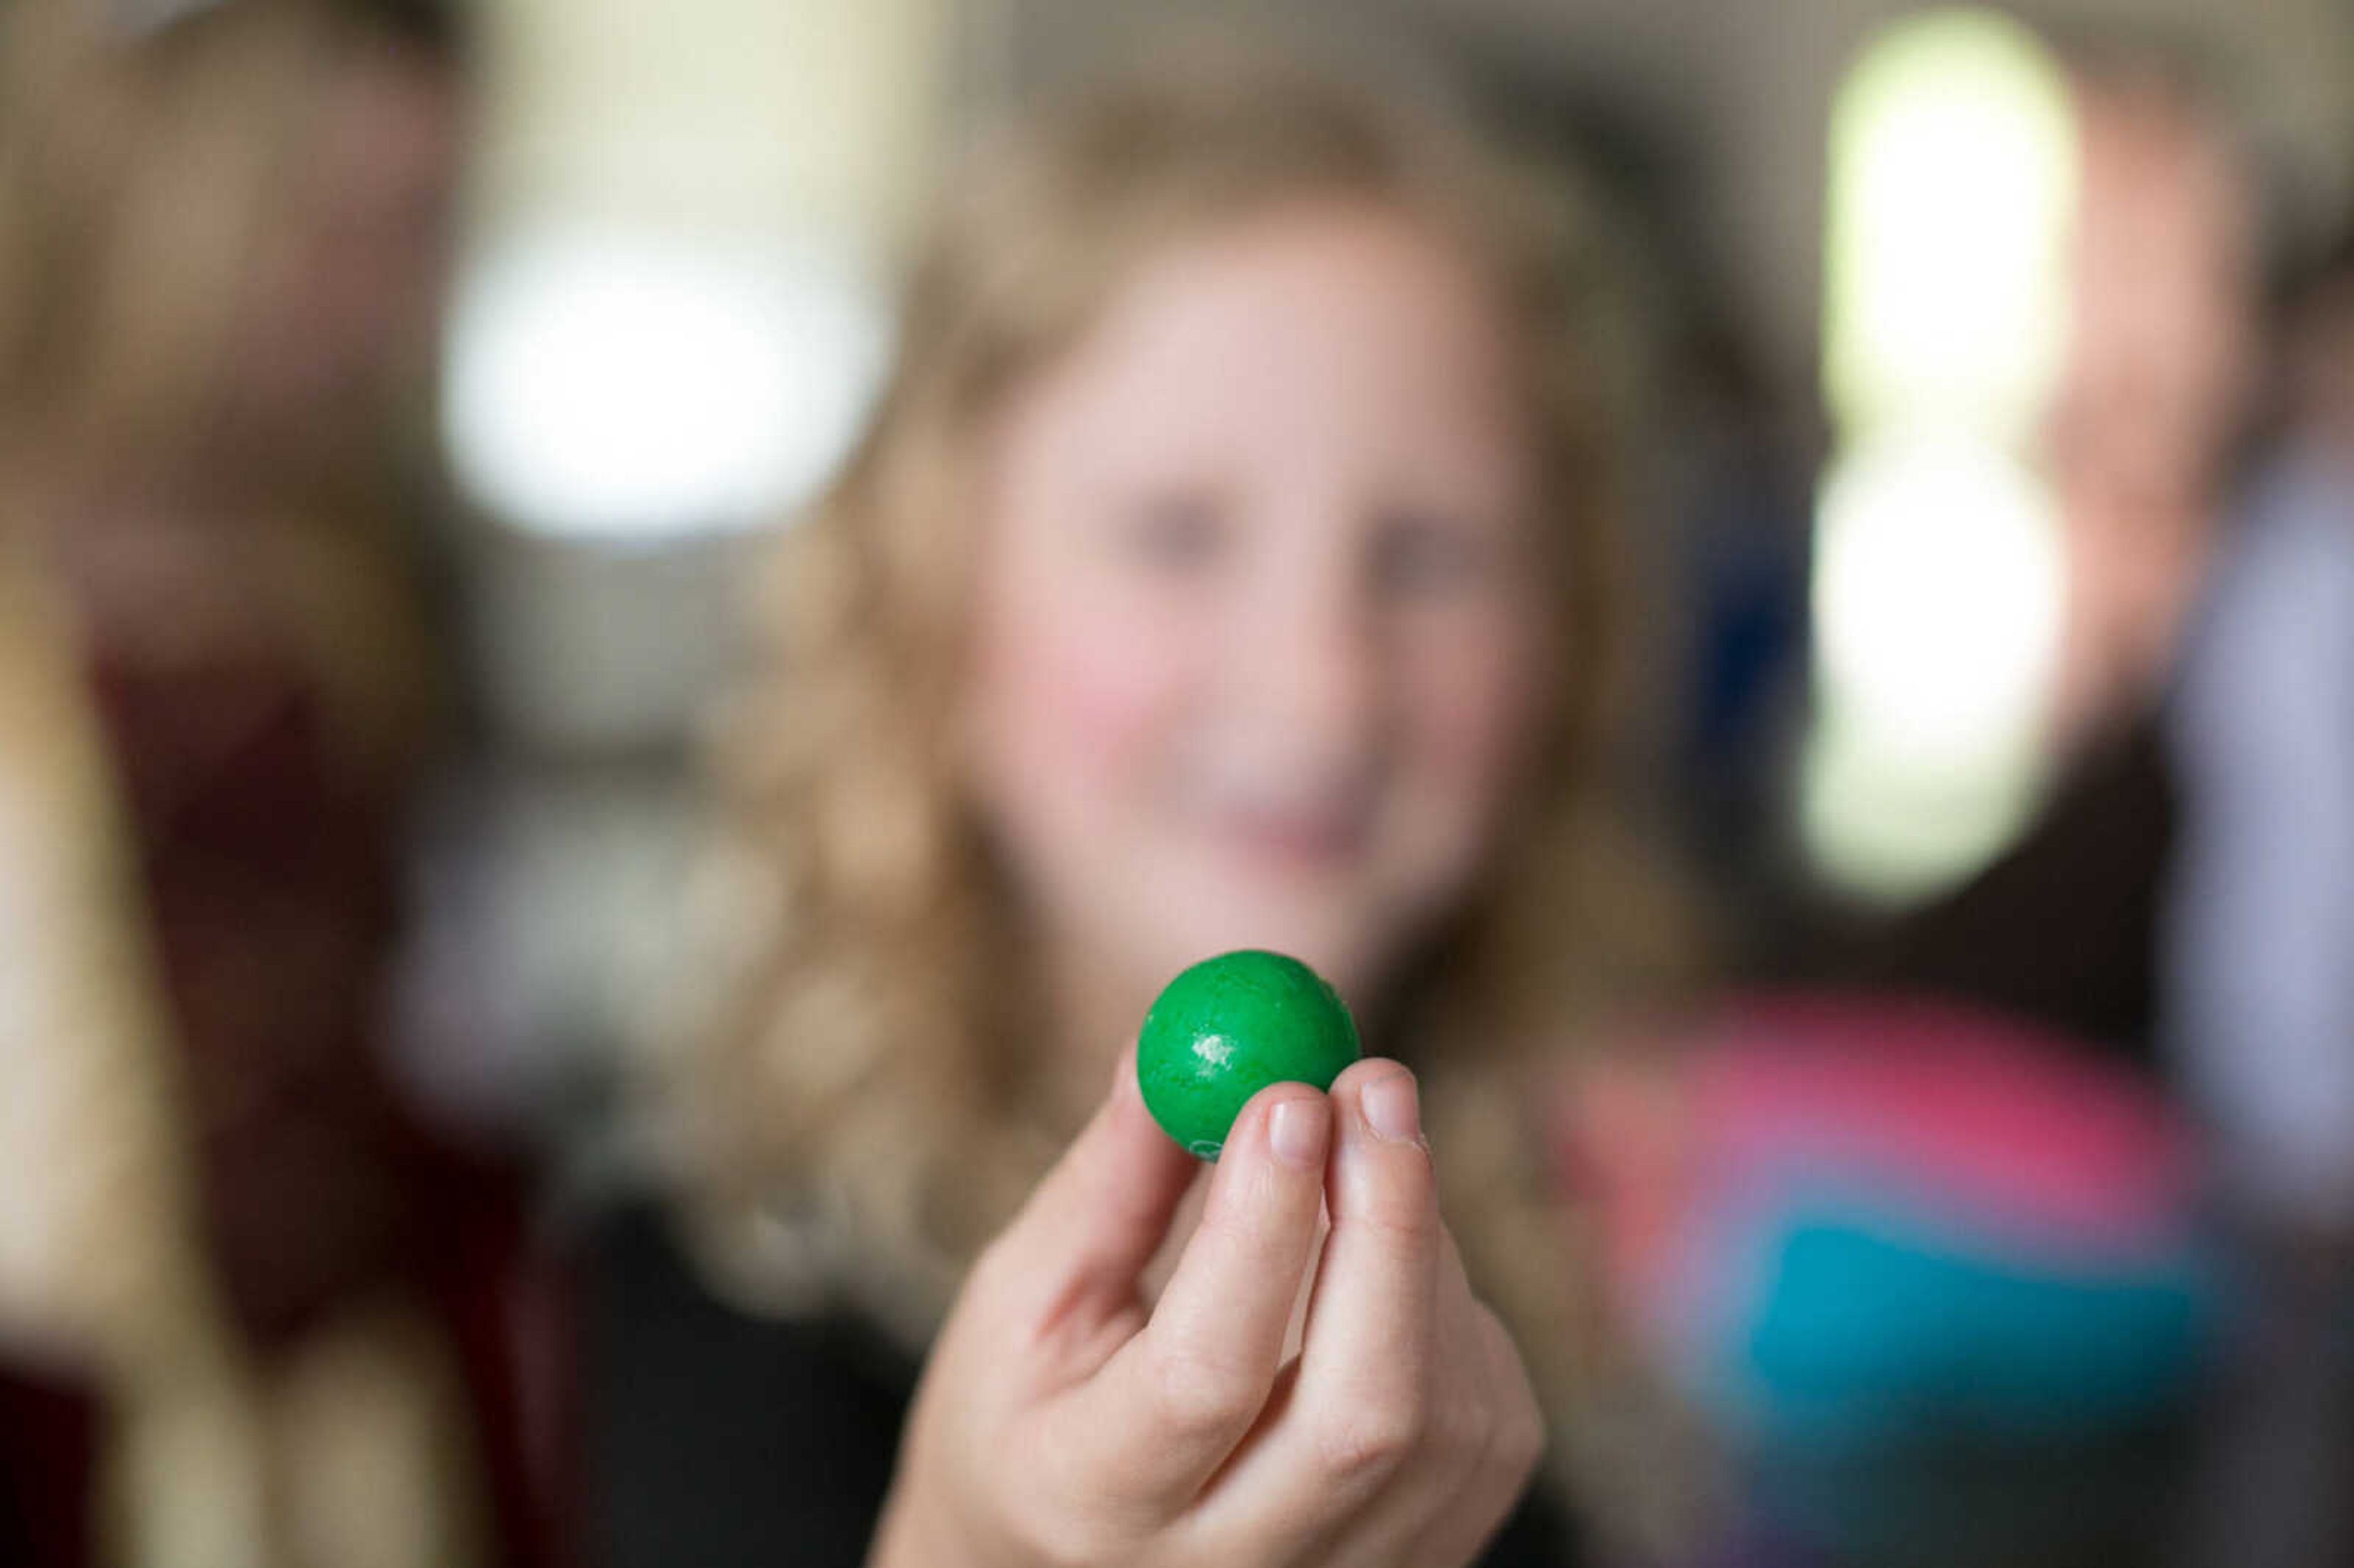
[605, 45, 1696, 1568]
[0, 3, 550, 1564]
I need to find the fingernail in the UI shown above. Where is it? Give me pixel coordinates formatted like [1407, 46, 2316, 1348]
[1362, 1073, 1422, 1144]
[1269, 1095, 1331, 1170]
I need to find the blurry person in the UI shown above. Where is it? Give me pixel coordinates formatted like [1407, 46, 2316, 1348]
[2043, 50, 2260, 760]
[598, 45, 1698, 1568]
[1578, 40, 2267, 1568]
[0, 2, 560, 1565]
[0, 502, 235, 1568]
[1837, 47, 2262, 1067]
[2161, 227, 2354, 1568]
[2166, 224, 2354, 1263]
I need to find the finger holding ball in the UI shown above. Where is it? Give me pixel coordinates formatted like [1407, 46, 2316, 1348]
[1135, 949, 1362, 1160]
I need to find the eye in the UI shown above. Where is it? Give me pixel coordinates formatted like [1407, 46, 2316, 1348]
[1371, 511, 1501, 598]
[1117, 489, 1229, 575]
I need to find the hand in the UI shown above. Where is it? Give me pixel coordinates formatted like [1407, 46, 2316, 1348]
[869, 1053, 1545, 1568]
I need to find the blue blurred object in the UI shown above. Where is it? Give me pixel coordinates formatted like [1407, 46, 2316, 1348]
[1727, 1207, 2217, 1452]
[1585, 997, 2230, 1566]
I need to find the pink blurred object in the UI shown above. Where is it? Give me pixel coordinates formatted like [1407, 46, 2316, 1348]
[1683, 995, 2201, 1254]
[1561, 991, 2218, 1440]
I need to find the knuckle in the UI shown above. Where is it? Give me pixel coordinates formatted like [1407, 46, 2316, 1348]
[1376, 1200, 1442, 1250]
[1314, 1396, 1423, 1488]
[1025, 1436, 1143, 1568]
[1352, 1175, 1440, 1248]
[1433, 1396, 1495, 1465]
[1192, 1200, 1278, 1262]
[1476, 1310, 1547, 1479]
[1495, 1393, 1546, 1481]
[1006, 1502, 1109, 1568]
[1143, 1337, 1259, 1441]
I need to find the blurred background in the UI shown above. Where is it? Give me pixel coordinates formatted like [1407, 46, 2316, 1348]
[3, 0, 2352, 1564]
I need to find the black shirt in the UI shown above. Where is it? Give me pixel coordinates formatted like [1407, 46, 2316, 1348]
[587, 1202, 1582, 1568]
[1804, 713, 2176, 1070]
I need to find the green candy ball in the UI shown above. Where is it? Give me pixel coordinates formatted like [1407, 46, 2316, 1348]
[1136, 949, 1361, 1161]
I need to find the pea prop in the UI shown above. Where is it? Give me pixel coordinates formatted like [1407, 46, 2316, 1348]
[1137, 949, 1361, 1160]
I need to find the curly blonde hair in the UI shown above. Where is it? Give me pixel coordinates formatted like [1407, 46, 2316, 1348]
[667, 40, 1699, 1542]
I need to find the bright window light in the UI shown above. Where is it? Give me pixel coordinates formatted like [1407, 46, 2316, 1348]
[1813, 430, 2064, 769]
[1804, 430, 2064, 900]
[443, 223, 890, 542]
[1800, 710, 2048, 904]
[1805, 9, 2079, 901]
[1824, 9, 2076, 440]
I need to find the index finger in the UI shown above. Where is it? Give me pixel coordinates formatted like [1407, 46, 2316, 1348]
[1054, 1080, 1333, 1509]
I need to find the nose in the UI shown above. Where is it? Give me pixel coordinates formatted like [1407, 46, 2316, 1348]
[1232, 542, 1384, 766]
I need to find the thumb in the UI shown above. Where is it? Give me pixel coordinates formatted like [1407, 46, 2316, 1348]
[985, 1048, 1198, 1322]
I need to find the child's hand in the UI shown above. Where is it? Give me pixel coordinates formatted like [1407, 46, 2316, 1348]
[870, 1054, 1544, 1568]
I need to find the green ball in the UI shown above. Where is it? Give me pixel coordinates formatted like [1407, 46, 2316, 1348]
[1136, 950, 1361, 1161]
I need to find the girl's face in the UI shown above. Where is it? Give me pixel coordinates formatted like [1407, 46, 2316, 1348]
[964, 199, 1555, 1019]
